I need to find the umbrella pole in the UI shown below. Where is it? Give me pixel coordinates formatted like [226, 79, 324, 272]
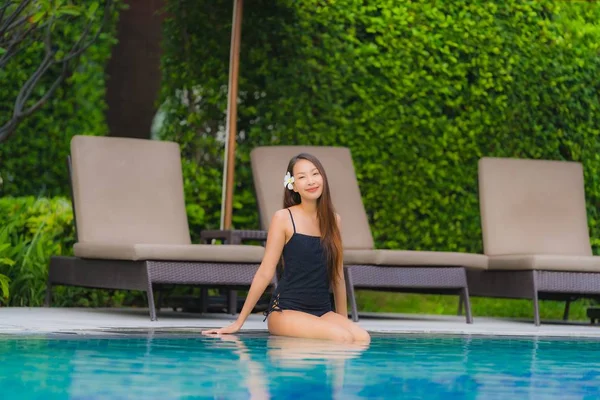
[220, 0, 244, 230]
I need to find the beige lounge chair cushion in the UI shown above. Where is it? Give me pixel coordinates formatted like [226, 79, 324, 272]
[488, 254, 600, 272]
[343, 249, 378, 265]
[74, 243, 264, 263]
[374, 250, 487, 269]
[71, 135, 192, 245]
[478, 157, 592, 256]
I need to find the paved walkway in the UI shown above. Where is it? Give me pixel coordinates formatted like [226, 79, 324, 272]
[1, 307, 600, 338]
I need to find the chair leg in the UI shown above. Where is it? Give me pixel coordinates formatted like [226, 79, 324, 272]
[228, 290, 237, 315]
[532, 273, 540, 326]
[461, 287, 473, 324]
[344, 267, 359, 322]
[45, 281, 52, 307]
[563, 299, 571, 321]
[146, 283, 157, 321]
[533, 292, 541, 326]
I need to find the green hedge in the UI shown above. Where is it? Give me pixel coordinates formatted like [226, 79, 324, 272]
[160, 0, 600, 255]
[0, 1, 121, 198]
[0, 197, 74, 306]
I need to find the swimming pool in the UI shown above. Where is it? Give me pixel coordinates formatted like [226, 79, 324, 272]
[1, 332, 599, 399]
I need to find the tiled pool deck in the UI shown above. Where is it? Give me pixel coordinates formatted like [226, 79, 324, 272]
[1, 307, 600, 338]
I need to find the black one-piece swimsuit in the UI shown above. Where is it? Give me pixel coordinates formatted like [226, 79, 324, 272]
[263, 209, 332, 320]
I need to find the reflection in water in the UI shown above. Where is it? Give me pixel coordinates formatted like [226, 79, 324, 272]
[206, 334, 369, 400]
[267, 336, 369, 400]
[1, 333, 600, 399]
[267, 335, 369, 362]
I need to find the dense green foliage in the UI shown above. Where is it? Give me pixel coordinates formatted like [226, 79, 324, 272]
[0, 1, 121, 197]
[0, 196, 73, 306]
[159, 0, 600, 256]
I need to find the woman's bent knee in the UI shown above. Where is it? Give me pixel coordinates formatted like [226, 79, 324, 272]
[330, 328, 354, 343]
[353, 328, 371, 343]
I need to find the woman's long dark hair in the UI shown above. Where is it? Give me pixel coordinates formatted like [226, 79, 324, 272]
[283, 153, 343, 287]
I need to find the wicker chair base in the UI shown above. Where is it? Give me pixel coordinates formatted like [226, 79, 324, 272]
[466, 269, 600, 326]
[46, 256, 261, 321]
[345, 265, 472, 324]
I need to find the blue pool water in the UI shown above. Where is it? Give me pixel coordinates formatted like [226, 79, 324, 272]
[1, 332, 600, 399]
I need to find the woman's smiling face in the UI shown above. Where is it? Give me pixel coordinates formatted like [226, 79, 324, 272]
[292, 159, 323, 200]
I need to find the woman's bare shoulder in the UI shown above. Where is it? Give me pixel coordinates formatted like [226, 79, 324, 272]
[271, 208, 291, 224]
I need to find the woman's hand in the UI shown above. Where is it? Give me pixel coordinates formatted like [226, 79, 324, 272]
[201, 321, 242, 335]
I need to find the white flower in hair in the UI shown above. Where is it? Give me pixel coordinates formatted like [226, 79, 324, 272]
[283, 172, 295, 190]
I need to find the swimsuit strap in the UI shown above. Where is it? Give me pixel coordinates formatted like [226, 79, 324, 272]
[287, 208, 296, 233]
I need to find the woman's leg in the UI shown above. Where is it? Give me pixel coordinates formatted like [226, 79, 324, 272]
[320, 312, 371, 343]
[268, 310, 354, 342]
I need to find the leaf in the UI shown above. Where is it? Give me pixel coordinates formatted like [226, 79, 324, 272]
[87, 2, 99, 19]
[57, 5, 82, 17]
[0, 274, 9, 299]
[30, 12, 46, 24]
[0, 258, 15, 266]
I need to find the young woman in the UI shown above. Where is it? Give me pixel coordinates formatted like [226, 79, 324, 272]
[202, 153, 370, 343]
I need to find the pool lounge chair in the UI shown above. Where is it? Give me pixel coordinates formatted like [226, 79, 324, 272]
[46, 135, 266, 321]
[467, 157, 600, 326]
[250, 146, 487, 323]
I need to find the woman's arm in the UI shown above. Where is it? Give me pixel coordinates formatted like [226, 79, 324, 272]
[202, 210, 288, 334]
[333, 275, 348, 318]
[332, 214, 348, 318]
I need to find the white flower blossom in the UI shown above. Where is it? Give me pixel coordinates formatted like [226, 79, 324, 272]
[283, 172, 294, 190]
